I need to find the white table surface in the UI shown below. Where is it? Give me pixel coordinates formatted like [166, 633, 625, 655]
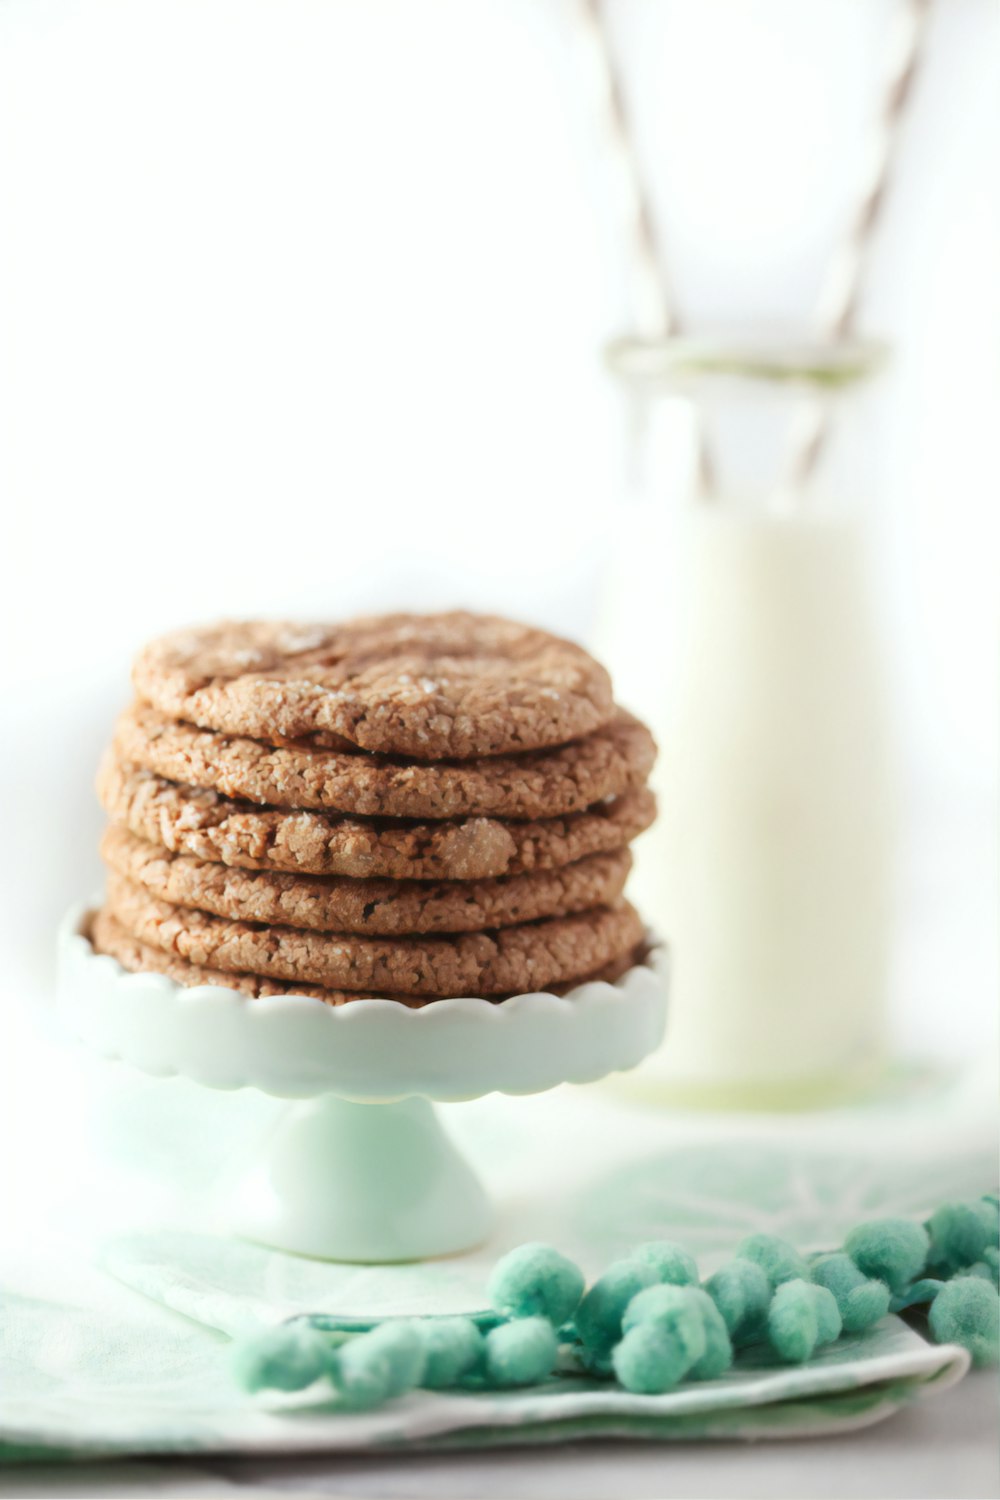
[1, 1371, 996, 1500]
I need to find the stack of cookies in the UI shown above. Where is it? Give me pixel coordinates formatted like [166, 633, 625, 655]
[91, 613, 656, 1005]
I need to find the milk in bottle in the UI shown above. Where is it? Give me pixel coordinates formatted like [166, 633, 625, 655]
[598, 338, 895, 1106]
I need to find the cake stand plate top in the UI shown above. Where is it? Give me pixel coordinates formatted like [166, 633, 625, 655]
[58, 906, 668, 1103]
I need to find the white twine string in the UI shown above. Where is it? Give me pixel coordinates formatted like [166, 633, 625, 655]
[574, 0, 676, 339]
[577, 0, 933, 502]
[777, 0, 933, 500]
[574, 0, 715, 496]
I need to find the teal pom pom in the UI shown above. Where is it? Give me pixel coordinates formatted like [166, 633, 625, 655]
[619, 1281, 730, 1382]
[487, 1243, 585, 1327]
[845, 1218, 929, 1294]
[929, 1276, 1000, 1368]
[331, 1322, 426, 1407]
[575, 1259, 657, 1358]
[616, 1284, 730, 1387]
[926, 1204, 991, 1270]
[705, 1259, 772, 1344]
[768, 1279, 841, 1363]
[767, 1281, 818, 1363]
[685, 1288, 734, 1380]
[736, 1233, 810, 1288]
[966, 1262, 994, 1283]
[417, 1317, 483, 1388]
[483, 1316, 558, 1387]
[620, 1284, 708, 1365]
[812, 1283, 842, 1345]
[976, 1196, 1000, 1239]
[631, 1240, 699, 1286]
[811, 1253, 890, 1333]
[612, 1322, 695, 1394]
[842, 1281, 892, 1331]
[230, 1323, 333, 1393]
[982, 1246, 999, 1286]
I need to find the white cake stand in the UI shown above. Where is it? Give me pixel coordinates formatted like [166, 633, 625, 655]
[57, 905, 668, 1263]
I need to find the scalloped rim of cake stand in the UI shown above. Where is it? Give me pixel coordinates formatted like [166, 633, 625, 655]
[57, 904, 669, 1104]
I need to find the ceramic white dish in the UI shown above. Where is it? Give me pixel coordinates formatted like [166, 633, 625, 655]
[58, 904, 668, 1263]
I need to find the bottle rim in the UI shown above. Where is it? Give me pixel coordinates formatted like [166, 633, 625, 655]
[605, 330, 888, 394]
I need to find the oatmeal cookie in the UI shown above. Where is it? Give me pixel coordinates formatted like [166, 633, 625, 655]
[98, 755, 655, 881]
[114, 701, 655, 820]
[131, 613, 614, 759]
[101, 825, 633, 935]
[105, 872, 645, 997]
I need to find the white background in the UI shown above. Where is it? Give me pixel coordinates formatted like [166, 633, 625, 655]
[0, 10, 996, 1494]
[0, 0, 997, 1054]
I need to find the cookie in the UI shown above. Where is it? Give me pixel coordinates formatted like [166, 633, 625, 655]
[89, 908, 415, 1004]
[98, 755, 656, 881]
[131, 613, 614, 759]
[105, 872, 645, 997]
[114, 702, 656, 820]
[90, 908, 649, 1003]
[101, 826, 633, 936]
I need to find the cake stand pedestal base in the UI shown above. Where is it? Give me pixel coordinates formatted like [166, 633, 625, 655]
[227, 1094, 493, 1262]
[58, 903, 667, 1264]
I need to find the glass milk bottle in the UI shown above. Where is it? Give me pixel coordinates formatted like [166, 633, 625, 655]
[596, 334, 895, 1108]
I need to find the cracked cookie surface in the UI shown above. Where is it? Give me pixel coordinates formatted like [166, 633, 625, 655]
[90, 908, 416, 1003]
[98, 755, 655, 881]
[114, 702, 655, 820]
[132, 613, 614, 759]
[91, 908, 648, 1003]
[101, 826, 632, 936]
[104, 873, 645, 996]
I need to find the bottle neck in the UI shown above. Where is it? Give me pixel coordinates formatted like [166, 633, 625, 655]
[608, 332, 886, 516]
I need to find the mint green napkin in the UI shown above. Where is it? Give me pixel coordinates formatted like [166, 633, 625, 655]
[0, 1046, 992, 1460]
[0, 1247, 968, 1461]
